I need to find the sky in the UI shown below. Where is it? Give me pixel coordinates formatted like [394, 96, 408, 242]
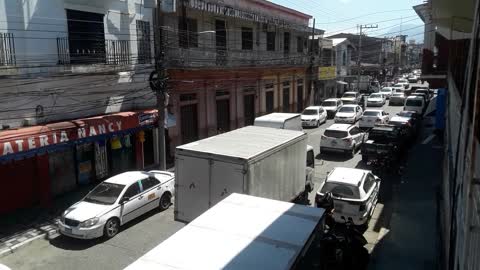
[269, 0, 426, 41]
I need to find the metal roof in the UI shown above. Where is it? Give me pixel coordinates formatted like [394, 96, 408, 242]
[176, 126, 305, 160]
[327, 167, 368, 186]
[124, 193, 325, 270]
[325, 123, 353, 131]
[254, 113, 300, 123]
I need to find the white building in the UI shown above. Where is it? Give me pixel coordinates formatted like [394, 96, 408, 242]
[331, 38, 355, 77]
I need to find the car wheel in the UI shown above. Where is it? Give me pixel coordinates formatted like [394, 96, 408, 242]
[159, 193, 172, 211]
[350, 145, 356, 157]
[104, 218, 120, 239]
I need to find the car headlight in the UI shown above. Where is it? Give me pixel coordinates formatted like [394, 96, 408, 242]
[80, 217, 99, 228]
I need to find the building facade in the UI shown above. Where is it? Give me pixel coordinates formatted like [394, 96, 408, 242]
[0, 0, 320, 214]
[415, 1, 480, 270]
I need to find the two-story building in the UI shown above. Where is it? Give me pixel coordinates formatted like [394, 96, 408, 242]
[0, 0, 161, 214]
[161, 0, 321, 148]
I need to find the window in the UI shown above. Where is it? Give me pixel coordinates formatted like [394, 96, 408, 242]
[350, 127, 361, 135]
[362, 174, 376, 194]
[123, 182, 141, 199]
[180, 93, 197, 102]
[267, 32, 276, 51]
[66, 9, 105, 64]
[179, 18, 198, 48]
[324, 130, 348, 138]
[283, 32, 290, 53]
[321, 183, 359, 199]
[141, 177, 160, 191]
[84, 183, 125, 205]
[297, 36, 303, 53]
[215, 20, 226, 49]
[136, 20, 151, 64]
[307, 150, 314, 168]
[241, 27, 253, 50]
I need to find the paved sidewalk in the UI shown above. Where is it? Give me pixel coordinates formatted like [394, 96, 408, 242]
[0, 185, 93, 258]
[368, 131, 442, 269]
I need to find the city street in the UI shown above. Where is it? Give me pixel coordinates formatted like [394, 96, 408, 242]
[1, 103, 404, 270]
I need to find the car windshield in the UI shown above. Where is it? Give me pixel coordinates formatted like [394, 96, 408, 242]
[369, 129, 399, 142]
[302, 109, 318, 115]
[395, 89, 404, 93]
[369, 94, 382, 98]
[321, 182, 359, 199]
[363, 111, 380, 117]
[398, 111, 414, 117]
[406, 99, 423, 106]
[322, 101, 336, 107]
[338, 106, 355, 113]
[392, 93, 404, 97]
[381, 88, 391, 92]
[324, 130, 348, 138]
[343, 93, 356, 98]
[84, 182, 126, 205]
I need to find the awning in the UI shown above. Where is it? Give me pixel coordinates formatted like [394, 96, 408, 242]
[336, 81, 348, 85]
[0, 109, 158, 161]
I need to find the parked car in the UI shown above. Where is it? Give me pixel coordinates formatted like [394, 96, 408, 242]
[58, 171, 175, 239]
[341, 92, 361, 104]
[388, 115, 420, 142]
[379, 87, 393, 99]
[404, 96, 426, 115]
[410, 93, 429, 105]
[397, 110, 421, 121]
[366, 93, 386, 107]
[415, 88, 431, 99]
[301, 106, 327, 127]
[315, 167, 381, 226]
[320, 124, 366, 156]
[334, 105, 363, 124]
[321, 98, 343, 118]
[359, 109, 389, 129]
[393, 83, 409, 90]
[389, 92, 406, 106]
[361, 125, 410, 163]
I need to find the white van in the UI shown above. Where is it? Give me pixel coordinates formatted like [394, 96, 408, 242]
[404, 96, 425, 115]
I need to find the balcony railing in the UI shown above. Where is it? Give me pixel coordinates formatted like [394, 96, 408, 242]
[105, 40, 130, 65]
[0, 33, 16, 66]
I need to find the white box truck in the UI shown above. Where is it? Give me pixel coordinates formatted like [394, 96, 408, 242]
[253, 113, 302, 131]
[124, 193, 326, 270]
[174, 126, 309, 223]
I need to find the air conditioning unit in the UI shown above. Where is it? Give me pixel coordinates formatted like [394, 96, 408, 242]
[23, 118, 38, 127]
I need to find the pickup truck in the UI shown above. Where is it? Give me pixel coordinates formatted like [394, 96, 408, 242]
[361, 125, 409, 163]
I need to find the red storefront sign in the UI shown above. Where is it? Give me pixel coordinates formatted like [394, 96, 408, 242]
[0, 110, 157, 157]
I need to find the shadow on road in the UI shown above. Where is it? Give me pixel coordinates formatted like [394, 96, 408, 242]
[316, 152, 352, 162]
[50, 205, 172, 250]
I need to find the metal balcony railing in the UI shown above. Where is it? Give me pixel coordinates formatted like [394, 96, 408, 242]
[105, 40, 130, 65]
[0, 33, 16, 66]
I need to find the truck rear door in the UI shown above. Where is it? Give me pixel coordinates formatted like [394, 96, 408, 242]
[210, 161, 245, 207]
[175, 156, 210, 223]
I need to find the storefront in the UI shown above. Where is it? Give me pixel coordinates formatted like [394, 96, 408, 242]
[0, 109, 159, 214]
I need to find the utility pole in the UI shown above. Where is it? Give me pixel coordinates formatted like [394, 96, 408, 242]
[307, 18, 315, 106]
[356, 24, 378, 91]
[150, 0, 167, 170]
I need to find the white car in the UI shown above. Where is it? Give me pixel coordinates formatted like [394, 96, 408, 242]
[389, 92, 406, 106]
[379, 87, 393, 99]
[320, 124, 366, 156]
[58, 171, 175, 239]
[366, 93, 386, 107]
[340, 92, 360, 104]
[301, 106, 327, 127]
[315, 167, 381, 226]
[404, 96, 426, 115]
[334, 105, 363, 124]
[394, 82, 409, 90]
[359, 109, 389, 129]
[321, 98, 343, 118]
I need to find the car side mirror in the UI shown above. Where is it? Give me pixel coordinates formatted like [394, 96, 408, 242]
[120, 197, 130, 204]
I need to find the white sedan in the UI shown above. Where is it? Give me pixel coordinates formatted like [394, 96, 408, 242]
[359, 109, 389, 129]
[334, 105, 363, 124]
[58, 171, 174, 239]
[380, 87, 393, 99]
[367, 93, 386, 107]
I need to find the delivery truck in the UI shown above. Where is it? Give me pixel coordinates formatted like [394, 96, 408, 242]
[124, 193, 326, 270]
[174, 126, 309, 223]
[253, 113, 302, 131]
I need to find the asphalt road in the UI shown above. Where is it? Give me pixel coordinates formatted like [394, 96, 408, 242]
[1, 102, 404, 270]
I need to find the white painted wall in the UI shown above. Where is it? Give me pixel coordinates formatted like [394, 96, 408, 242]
[0, 0, 155, 129]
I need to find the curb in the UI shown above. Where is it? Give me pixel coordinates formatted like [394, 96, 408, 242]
[0, 229, 59, 259]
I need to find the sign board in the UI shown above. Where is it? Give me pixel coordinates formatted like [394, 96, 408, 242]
[318, 66, 337, 80]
